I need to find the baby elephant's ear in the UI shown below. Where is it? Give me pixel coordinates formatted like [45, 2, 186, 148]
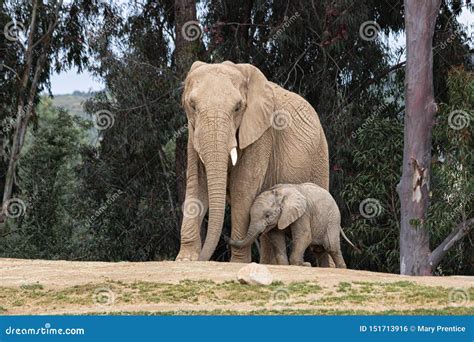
[278, 189, 307, 229]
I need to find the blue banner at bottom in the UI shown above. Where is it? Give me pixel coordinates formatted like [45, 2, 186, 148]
[0, 315, 472, 342]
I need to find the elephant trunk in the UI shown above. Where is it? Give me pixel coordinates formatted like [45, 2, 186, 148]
[197, 121, 233, 261]
[228, 224, 262, 249]
[228, 234, 257, 249]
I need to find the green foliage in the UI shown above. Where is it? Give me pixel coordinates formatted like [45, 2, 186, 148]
[341, 114, 404, 273]
[429, 67, 473, 275]
[74, 4, 182, 260]
[0, 99, 90, 258]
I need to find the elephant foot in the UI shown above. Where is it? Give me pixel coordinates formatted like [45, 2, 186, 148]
[302, 262, 312, 267]
[230, 255, 252, 263]
[229, 244, 252, 263]
[315, 252, 335, 268]
[175, 246, 200, 261]
[230, 250, 251, 263]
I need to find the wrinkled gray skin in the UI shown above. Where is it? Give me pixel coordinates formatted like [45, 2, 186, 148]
[176, 61, 329, 263]
[229, 183, 356, 267]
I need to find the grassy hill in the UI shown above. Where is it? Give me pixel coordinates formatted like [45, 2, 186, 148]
[47, 91, 99, 145]
[50, 91, 93, 119]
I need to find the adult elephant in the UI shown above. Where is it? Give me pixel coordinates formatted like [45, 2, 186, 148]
[176, 61, 329, 264]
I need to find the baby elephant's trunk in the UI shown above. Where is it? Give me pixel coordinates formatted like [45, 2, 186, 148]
[228, 234, 257, 249]
[228, 223, 263, 248]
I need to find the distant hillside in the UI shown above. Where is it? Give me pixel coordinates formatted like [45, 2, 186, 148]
[51, 91, 94, 119]
[49, 91, 99, 145]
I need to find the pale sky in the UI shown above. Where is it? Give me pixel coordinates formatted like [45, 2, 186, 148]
[50, 68, 104, 95]
[49, 8, 473, 95]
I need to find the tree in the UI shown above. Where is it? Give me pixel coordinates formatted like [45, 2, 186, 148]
[0, 99, 89, 258]
[2, 0, 63, 211]
[398, 0, 441, 276]
[77, 1, 182, 261]
[1, 0, 102, 221]
[398, 0, 472, 276]
[173, 0, 203, 227]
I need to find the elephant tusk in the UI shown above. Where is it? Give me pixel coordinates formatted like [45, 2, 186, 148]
[230, 147, 238, 166]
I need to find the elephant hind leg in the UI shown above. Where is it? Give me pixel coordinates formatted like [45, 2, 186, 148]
[309, 245, 335, 268]
[328, 249, 347, 269]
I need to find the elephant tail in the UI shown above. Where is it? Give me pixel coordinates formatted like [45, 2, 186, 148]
[340, 227, 361, 253]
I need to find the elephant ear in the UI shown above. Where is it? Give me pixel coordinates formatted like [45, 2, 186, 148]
[278, 189, 307, 230]
[224, 61, 274, 149]
[189, 61, 206, 74]
[182, 61, 207, 116]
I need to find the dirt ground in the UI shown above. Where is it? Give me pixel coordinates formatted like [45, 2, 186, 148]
[1, 258, 473, 315]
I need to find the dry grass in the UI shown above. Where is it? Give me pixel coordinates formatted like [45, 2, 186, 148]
[1, 279, 472, 315]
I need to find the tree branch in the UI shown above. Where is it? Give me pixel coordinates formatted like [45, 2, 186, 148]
[429, 217, 474, 269]
[2, 0, 63, 205]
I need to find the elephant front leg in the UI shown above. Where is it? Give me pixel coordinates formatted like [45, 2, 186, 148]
[229, 133, 272, 263]
[176, 204, 207, 261]
[265, 230, 289, 265]
[259, 235, 278, 264]
[289, 219, 312, 266]
[229, 199, 253, 263]
[176, 156, 208, 261]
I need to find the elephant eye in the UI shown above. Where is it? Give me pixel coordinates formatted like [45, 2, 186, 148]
[189, 100, 197, 111]
[234, 101, 242, 112]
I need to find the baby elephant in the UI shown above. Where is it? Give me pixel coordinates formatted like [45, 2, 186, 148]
[228, 183, 357, 268]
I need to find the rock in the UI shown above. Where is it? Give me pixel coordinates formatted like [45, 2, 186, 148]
[237, 262, 273, 285]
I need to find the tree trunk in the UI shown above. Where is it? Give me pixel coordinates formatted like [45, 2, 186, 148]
[174, 0, 203, 234]
[398, 0, 441, 276]
[2, 0, 61, 212]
